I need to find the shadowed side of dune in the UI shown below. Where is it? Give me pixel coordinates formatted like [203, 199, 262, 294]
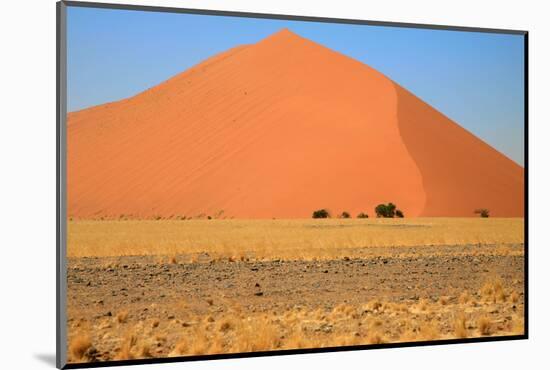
[394, 84, 524, 217]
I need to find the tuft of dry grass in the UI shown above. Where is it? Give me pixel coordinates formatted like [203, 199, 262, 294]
[332, 304, 359, 318]
[439, 296, 449, 306]
[169, 338, 188, 357]
[417, 299, 429, 312]
[480, 278, 506, 303]
[458, 290, 470, 304]
[366, 331, 385, 344]
[477, 316, 493, 336]
[113, 334, 153, 359]
[188, 332, 211, 355]
[394, 303, 409, 313]
[69, 335, 92, 361]
[97, 319, 111, 330]
[453, 313, 468, 338]
[209, 334, 226, 354]
[217, 318, 235, 332]
[399, 329, 417, 342]
[511, 317, 524, 335]
[237, 317, 280, 352]
[138, 339, 153, 358]
[363, 300, 383, 313]
[117, 310, 129, 324]
[115, 333, 137, 360]
[418, 323, 439, 340]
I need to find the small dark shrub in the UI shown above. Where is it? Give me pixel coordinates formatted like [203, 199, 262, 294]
[474, 209, 490, 218]
[395, 209, 404, 218]
[357, 212, 369, 219]
[312, 209, 330, 219]
[340, 211, 351, 219]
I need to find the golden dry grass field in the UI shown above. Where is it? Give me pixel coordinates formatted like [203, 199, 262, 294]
[66, 218, 525, 363]
[68, 218, 524, 259]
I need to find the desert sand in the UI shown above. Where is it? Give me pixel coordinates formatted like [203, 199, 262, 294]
[67, 29, 524, 219]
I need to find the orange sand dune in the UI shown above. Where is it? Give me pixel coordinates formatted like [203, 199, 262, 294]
[67, 29, 524, 218]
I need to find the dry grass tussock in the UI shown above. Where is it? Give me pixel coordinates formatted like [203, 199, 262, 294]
[67, 218, 524, 258]
[69, 335, 92, 362]
[477, 316, 493, 336]
[115, 332, 155, 360]
[479, 277, 520, 304]
[117, 310, 129, 324]
[458, 290, 471, 304]
[453, 313, 468, 338]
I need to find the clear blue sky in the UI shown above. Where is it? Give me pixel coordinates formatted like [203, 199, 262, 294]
[67, 6, 525, 165]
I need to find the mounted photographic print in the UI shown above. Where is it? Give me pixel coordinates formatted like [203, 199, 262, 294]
[56, 1, 527, 368]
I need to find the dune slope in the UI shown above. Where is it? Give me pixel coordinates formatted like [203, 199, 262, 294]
[67, 29, 523, 218]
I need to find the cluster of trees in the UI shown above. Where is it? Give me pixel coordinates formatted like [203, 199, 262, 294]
[312, 203, 405, 219]
[312, 205, 492, 219]
[374, 203, 404, 218]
